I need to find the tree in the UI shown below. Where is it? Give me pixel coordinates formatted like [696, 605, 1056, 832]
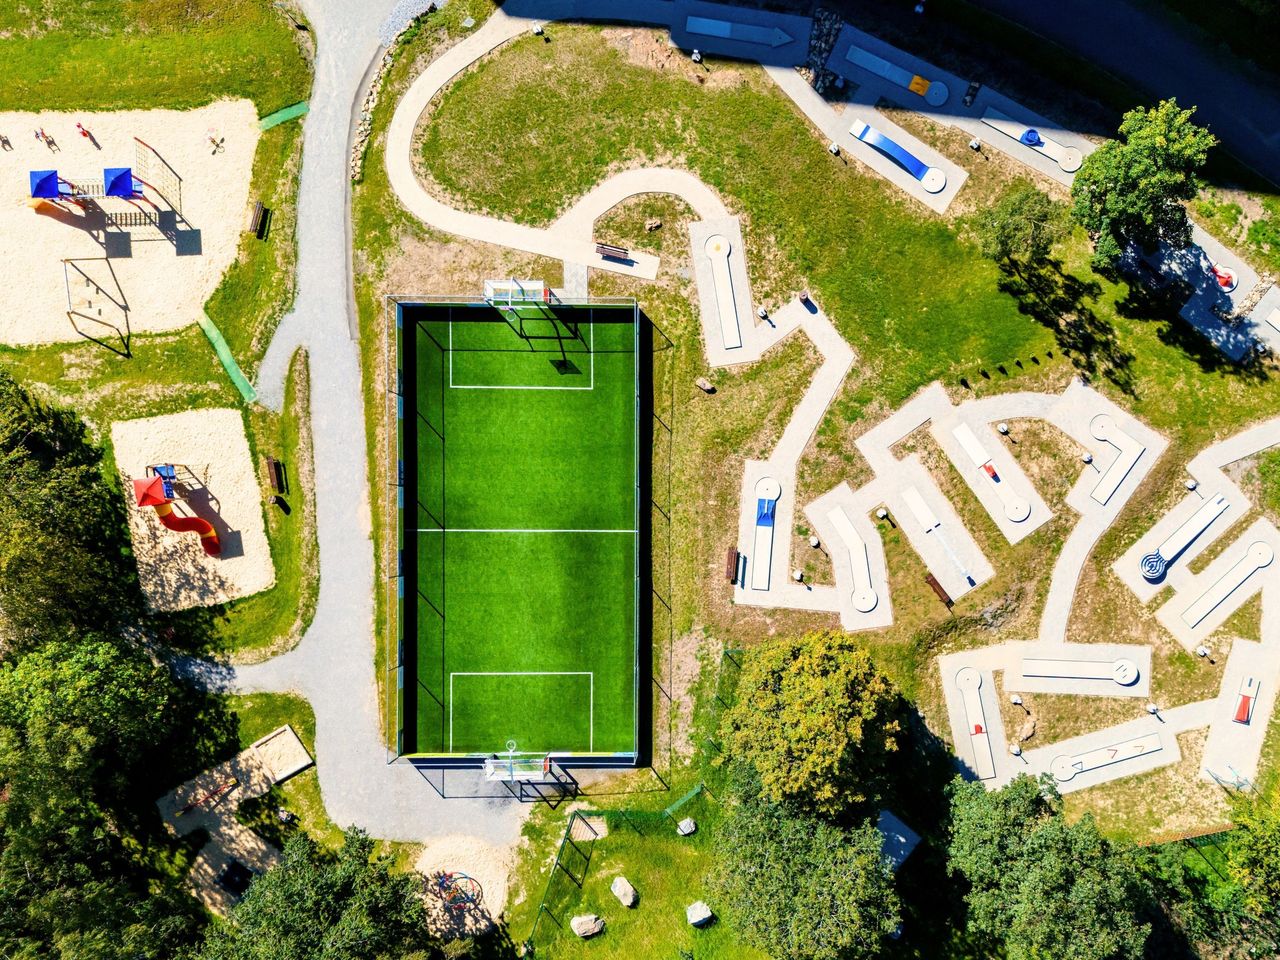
[973, 180, 1069, 266]
[1226, 784, 1280, 916]
[0, 372, 140, 649]
[948, 775, 1150, 960]
[720, 631, 900, 818]
[715, 795, 899, 960]
[196, 830, 437, 960]
[0, 637, 200, 959]
[1071, 99, 1216, 268]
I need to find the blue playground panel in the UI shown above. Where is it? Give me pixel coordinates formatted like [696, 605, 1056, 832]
[29, 169, 68, 199]
[852, 122, 930, 181]
[104, 166, 144, 198]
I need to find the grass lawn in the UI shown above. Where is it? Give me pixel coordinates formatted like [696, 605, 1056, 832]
[401, 305, 638, 756]
[0, 0, 311, 114]
[1, 1, 316, 659]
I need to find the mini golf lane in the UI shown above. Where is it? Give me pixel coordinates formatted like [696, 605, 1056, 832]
[952, 422, 1031, 522]
[956, 667, 997, 780]
[843, 42, 949, 106]
[1181, 540, 1274, 628]
[1140, 492, 1230, 581]
[1088, 413, 1146, 506]
[827, 505, 878, 613]
[980, 107, 1082, 172]
[749, 476, 781, 591]
[703, 234, 742, 350]
[1050, 733, 1163, 783]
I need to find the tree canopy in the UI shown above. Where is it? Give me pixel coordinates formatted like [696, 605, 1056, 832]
[973, 180, 1070, 266]
[715, 794, 900, 960]
[1226, 784, 1280, 916]
[195, 830, 436, 960]
[1070, 99, 1216, 267]
[720, 631, 900, 818]
[947, 775, 1150, 960]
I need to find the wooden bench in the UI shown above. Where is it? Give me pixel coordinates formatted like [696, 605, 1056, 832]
[248, 201, 269, 239]
[265, 456, 289, 495]
[725, 547, 740, 583]
[924, 573, 953, 608]
[594, 242, 630, 261]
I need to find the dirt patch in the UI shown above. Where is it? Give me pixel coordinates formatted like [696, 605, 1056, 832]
[0, 100, 258, 345]
[664, 628, 716, 760]
[111, 408, 275, 611]
[602, 26, 747, 92]
[416, 834, 518, 937]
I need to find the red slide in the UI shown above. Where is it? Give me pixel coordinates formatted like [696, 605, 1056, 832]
[133, 476, 221, 556]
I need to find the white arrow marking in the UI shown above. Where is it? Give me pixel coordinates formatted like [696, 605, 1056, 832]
[686, 16, 793, 48]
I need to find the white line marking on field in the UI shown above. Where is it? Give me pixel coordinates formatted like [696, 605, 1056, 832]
[448, 320, 595, 390]
[414, 527, 638, 533]
[449, 671, 594, 753]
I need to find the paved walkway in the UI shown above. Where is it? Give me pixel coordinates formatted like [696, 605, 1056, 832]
[185, 0, 526, 847]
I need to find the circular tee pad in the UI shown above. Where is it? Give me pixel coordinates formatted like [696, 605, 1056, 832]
[1051, 756, 1077, 782]
[1112, 658, 1140, 686]
[1059, 147, 1083, 172]
[921, 167, 947, 194]
[924, 81, 949, 107]
[754, 476, 782, 501]
[704, 234, 731, 259]
[852, 588, 878, 613]
[1005, 498, 1032, 523]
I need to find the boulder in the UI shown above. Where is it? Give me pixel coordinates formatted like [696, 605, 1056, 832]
[676, 817, 697, 836]
[694, 377, 715, 394]
[611, 875, 638, 908]
[645, 218, 663, 232]
[686, 901, 714, 927]
[570, 914, 605, 939]
[1017, 716, 1037, 742]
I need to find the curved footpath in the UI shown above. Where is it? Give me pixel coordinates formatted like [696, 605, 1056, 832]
[187, 0, 525, 845]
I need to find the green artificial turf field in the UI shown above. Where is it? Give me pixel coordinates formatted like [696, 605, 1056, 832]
[398, 301, 640, 760]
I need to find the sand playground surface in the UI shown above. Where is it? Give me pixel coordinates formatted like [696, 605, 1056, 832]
[417, 833, 518, 937]
[112, 407, 274, 612]
[157, 724, 313, 915]
[0, 100, 258, 346]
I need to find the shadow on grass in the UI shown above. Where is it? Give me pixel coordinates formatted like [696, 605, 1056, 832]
[1114, 277, 1271, 385]
[996, 258, 1136, 396]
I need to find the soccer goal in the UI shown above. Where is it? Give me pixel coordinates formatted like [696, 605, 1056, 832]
[484, 751, 554, 783]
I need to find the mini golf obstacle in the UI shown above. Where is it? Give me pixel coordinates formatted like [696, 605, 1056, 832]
[1235, 676, 1260, 725]
[1140, 492, 1231, 581]
[750, 477, 781, 591]
[843, 42, 949, 106]
[980, 108, 1083, 172]
[133, 464, 222, 557]
[851, 119, 946, 194]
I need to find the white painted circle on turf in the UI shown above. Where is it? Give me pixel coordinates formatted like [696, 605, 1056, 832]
[1112, 658, 1140, 686]
[921, 167, 947, 194]
[754, 476, 782, 500]
[1059, 147, 1083, 172]
[852, 589, 878, 613]
[924, 81, 949, 107]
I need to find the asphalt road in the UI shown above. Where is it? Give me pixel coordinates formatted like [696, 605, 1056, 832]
[962, 0, 1280, 183]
